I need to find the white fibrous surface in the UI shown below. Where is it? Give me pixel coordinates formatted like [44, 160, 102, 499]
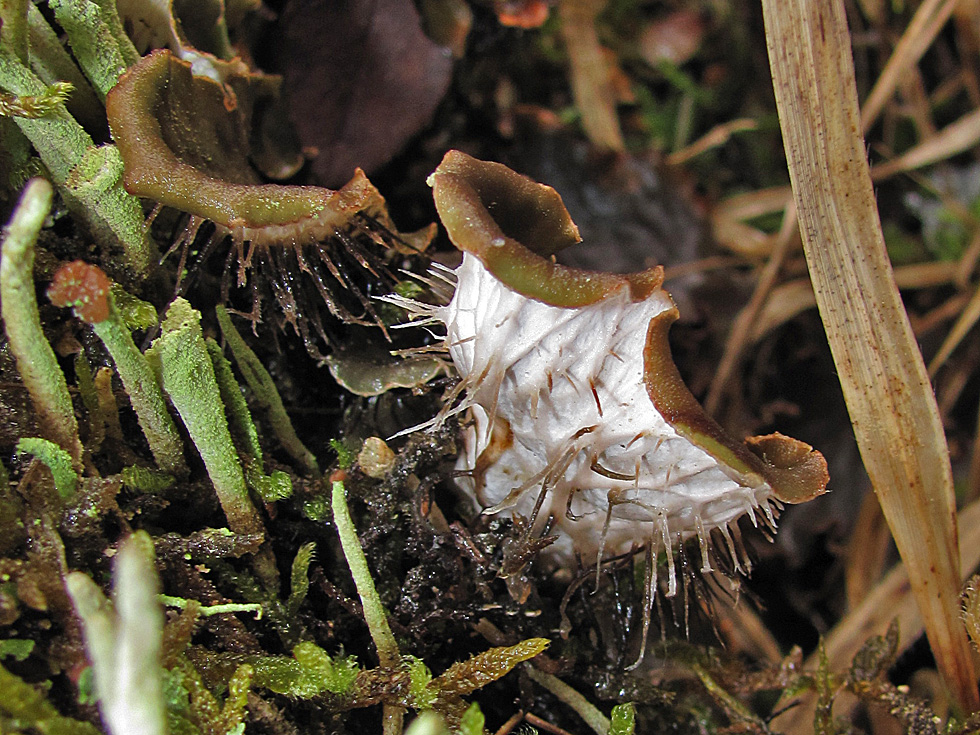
[424, 253, 778, 574]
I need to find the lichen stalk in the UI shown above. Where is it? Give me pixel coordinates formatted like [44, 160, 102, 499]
[331, 478, 405, 735]
[331, 479, 400, 667]
[0, 0, 30, 65]
[0, 178, 84, 471]
[216, 305, 319, 475]
[47, 261, 186, 476]
[26, 2, 104, 130]
[149, 298, 264, 540]
[91, 300, 187, 477]
[66, 531, 166, 735]
[524, 666, 611, 735]
[46, 0, 138, 99]
[0, 45, 154, 280]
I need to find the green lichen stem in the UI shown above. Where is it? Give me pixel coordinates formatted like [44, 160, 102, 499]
[75, 353, 105, 450]
[26, 2, 104, 130]
[90, 0, 141, 67]
[331, 480, 400, 668]
[524, 666, 611, 735]
[91, 296, 187, 477]
[0, 0, 29, 65]
[16, 437, 79, 498]
[216, 305, 319, 475]
[0, 178, 84, 471]
[46, 0, 137, 100]
[206, 338, 292, 504]
[0, 48, 87, 177]
[149, 298, 264, 541]
[66, 531, 166, 735]
[0, 47, 154, 280]
[207, 337, 264, 465]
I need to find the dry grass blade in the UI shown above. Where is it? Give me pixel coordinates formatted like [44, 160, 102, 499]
[761, 0, 979, 715]
[855, 0, 885, 25]
[558, 0, 625, 153]
[872, 108, 980, 181]
[929, 281, 980, 376]
[749, 261, 959, 343]
[705, 201, 798, 414]
[710, 185, 792, 258]
[666, 118, 757, 166]
[860, 0, 961, 132]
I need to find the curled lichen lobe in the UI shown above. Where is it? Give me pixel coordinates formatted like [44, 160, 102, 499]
[430, 150, 663, 307]
[417, 151, 829, 564]
[48, 260, 113, 324]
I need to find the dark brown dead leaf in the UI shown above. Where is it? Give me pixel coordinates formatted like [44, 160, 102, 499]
[278, 0, 453, 187]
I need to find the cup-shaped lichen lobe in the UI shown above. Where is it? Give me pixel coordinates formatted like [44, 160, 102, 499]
[107, 49, 437, 359]
[108, 49, 315, 232]
[107, 49, 415, 244]
[430, 151, 829, 564]
[430, 149, 582, 258]
[430, 150, 663, 308]
[449, 250, 771, 559]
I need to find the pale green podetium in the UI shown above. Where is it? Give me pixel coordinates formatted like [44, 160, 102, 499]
[88, 294, 187, 476]
[49, 270, 187, 478]
[147, 298, 264, 541]
[216, 305, 319, 475]
[0, 179, 84, 470]
[66, 531, 166, 735]
[15, 437, 78, 499]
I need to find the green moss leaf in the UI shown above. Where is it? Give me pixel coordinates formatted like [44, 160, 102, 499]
[119, 465, 175, 493]
[430, 638, 549, 697]
[458, 702, 484, 735]
[0, 82, 73, 118]
[249, 642, 360, 698]
[111, 284, 157, 330]
[0, 638, 34, 661]
[329, 438, 357, 470]
[0, 661, 102, 735]
[286, 542, 315, 618]
[610, 702, 636, 735]
[406, 657, 435, 709]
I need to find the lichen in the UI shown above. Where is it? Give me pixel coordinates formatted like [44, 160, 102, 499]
[49, 260, 187, 477]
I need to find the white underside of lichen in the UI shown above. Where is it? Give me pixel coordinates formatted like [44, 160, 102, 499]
[403, 253, 777, 577]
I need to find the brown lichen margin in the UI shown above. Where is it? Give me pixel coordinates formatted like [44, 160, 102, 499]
[106, 49, 377, 243]
[644, 307, 828, 504]
[430, 150, 663, 307]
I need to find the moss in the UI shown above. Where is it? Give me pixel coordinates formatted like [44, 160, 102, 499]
[0, 661, 103, 735]
[0, 81, 73, 117]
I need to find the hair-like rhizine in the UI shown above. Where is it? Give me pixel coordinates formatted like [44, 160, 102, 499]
[387, 152, 829, 656]
[108, 49, 435, 361]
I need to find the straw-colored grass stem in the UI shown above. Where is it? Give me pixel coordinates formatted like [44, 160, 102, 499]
[762, 0, 978, 715]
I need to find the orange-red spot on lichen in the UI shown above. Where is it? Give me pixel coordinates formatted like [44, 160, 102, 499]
[496, 0, 550, 28]
[48, 261, 113, 324]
